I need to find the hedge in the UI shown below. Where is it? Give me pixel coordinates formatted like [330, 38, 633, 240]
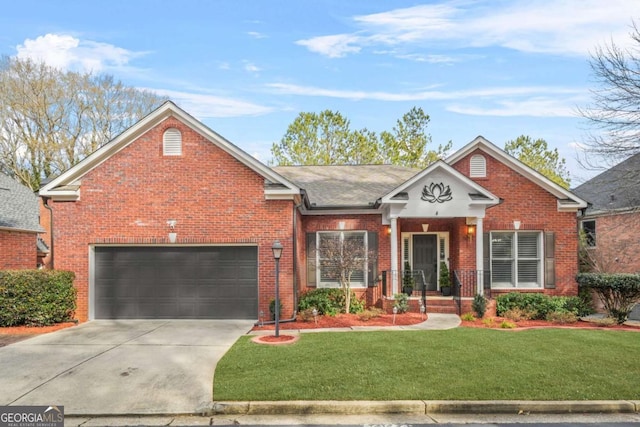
[0, 270, 76, 326]
[495, 292, 590, 320]
[576, 272, 640, 324]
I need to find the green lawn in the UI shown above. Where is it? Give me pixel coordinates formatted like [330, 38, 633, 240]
[213, 328, 640, 401]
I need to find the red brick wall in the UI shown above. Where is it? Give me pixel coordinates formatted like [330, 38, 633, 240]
[52, 117, 295, 321]
[583, 211, 640, 273]
[0, 230, 37, 269]
[452, 149, 580, 296]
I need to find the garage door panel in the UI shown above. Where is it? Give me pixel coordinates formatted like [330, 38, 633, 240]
[94, 246, 258, 319]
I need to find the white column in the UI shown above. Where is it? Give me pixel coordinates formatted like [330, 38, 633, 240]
[475, 217, 484, 295]
[390, 217, 399, 295]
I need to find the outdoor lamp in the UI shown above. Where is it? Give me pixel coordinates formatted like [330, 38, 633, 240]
[272, 240, 283, 337]
[272, 240, 283, 259]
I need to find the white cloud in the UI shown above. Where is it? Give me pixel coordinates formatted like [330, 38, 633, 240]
[447, 97, 583, 118]
[244, 62, 261, 73]
[247, 31, 267, 39]
[15, 34, 145, 73]
[146, 88, 274, 118]
[296, 0, 640, 58]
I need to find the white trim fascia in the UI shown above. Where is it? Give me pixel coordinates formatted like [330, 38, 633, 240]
[447, 136, 588, 209]
[380, 159, 500, 205]
[40, 101, 300, 198]
[0, 226, 41, 234]
[298, 206, 383, 216]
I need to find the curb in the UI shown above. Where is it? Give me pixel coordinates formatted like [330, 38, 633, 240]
[210, 400, 640, 416]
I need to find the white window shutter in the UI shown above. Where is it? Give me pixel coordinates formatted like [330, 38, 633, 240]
[163, 128, 182, 156]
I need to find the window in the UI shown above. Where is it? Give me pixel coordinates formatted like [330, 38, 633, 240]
[163, 128, 182, 156]
[470, 154, 486, 177]
[582, 220, 596, 247]
[317, 231, 367, 288]
[490, 231, 542, 288]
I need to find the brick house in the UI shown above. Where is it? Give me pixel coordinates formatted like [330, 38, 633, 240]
[573, 153, 640, 273]
[40, 102, 587, 321]
[1, 172, 47, 269]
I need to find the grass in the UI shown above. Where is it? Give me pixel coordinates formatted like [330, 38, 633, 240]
[213, 328, 640, 401]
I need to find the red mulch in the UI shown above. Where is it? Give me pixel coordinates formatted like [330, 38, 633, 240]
[252, 312, 426, 331]
[461, 317, 640, 331]
[0, 322, 77, 335]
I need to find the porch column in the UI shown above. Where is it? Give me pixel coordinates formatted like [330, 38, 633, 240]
[476, 217, 484, 295]
[390, 216, 399, 294]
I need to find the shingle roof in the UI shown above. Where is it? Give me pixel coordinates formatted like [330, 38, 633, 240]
[0, 173, 43, 232]
[273, 165, 419, 207]
[573, 153, 640, 214]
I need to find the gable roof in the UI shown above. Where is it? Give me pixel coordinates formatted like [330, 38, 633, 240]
[0, 173, 43, 233]
[274, 164, 418, 208]
[40, 101, 299, 200]
[573, 152, 640, 214]
[447, 136, 587, 211]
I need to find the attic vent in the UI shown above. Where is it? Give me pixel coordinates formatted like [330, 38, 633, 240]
[469, 154, 486, 177]
[163, 128, 182, 156]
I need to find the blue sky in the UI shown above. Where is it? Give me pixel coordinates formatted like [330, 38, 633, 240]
[2, 0, 639, 185]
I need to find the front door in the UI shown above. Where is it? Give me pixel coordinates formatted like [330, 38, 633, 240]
[413, 234, 438, 291]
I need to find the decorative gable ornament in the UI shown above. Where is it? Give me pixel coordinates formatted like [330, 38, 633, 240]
[421, 182, 453, 204]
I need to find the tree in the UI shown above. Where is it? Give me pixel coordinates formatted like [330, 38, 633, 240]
[579, 21, 640, 165]
[504, 135, 571, 188]
[318, 232, 375, 314]
[0, 56, 167, 189]
[380, 107, 451, 168]
[271, 107, 449, 168]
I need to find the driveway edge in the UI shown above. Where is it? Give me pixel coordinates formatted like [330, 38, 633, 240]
[210, 400, 639, 415]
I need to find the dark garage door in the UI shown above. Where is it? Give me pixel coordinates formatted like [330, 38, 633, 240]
[94, 246, 258, 319]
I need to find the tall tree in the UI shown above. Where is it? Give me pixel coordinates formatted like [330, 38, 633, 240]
[579, 21, 640, 165]
[0, 56, 167, 189]
[381, 107, 451, 168]
[271, 107, 448, 168]
[505, 135, 571, 188]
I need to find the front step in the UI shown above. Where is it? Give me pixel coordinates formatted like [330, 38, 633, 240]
[426, 297, 459, 314]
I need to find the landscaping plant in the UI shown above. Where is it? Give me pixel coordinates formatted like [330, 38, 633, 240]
[577, 272, 640, 324]
[471, 293, 487, 318]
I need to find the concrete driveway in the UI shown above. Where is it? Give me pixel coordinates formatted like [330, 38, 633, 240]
[0, 319, 254, 415]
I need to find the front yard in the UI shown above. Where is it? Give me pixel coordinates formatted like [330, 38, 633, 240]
[213, 328, 640, 401]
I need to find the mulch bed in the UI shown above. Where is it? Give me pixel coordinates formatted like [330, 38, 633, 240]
[461, 317, 640, 331]
[252, 312, 426, 331]
[0, 322, 77, 335]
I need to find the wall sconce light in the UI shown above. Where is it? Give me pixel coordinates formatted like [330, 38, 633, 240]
[467, 224, 475, 240]
[167, 220, 177, 243]
[387, 226, 392, 235]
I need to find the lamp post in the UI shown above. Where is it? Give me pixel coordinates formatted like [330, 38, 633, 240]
[271, 240, 283, 337]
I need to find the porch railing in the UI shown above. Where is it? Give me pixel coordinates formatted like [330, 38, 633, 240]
[453, 269, 490, 314]
[381, 269, 429, 302]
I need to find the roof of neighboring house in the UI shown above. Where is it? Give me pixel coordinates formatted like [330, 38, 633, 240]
[573, 152, 640, 214]
[0, 173, 43, 233]
[273, 164, 419, 207]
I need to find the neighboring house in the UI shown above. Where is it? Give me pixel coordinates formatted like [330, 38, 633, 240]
[573, 153, 640, 273]
[0, 172, 47, 269]
[39, 102, 587, 322]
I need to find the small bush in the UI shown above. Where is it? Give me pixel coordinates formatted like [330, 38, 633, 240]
[590, 317, 617, 327]
[298, 288, 364, 315]
[471, 294, 487, 318]
[358, 308, 385, 321]
[461, 312, 476, 321]
[500, 320, 517, 329]
[393, 293, 409, 313]
[0, 270, 76, 327]
[496, 292, 586, 320]
[503, 307, 537, 322]
[546, 311, 578, 324]
[298, 308, 317, 322]
[269, 298, 282, 320]
[482, 317, 495, 327]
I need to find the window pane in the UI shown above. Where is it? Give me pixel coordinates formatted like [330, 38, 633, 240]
[518, 233, 539, 258]
[317, 231, 367, 287]
[492, 233, 513, 258]
[582, 220, 596, 247]
[492, 260, 514, 286]
[518, 260, 539, 285]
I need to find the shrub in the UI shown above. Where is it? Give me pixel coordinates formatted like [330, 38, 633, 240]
[546, 311, 578, 324]
[576, 273, 640, 324]
[503, 307, 537, 322]
[393, 293, 409, 313]
[482, 317, 495, 327]
[471, 294, 487, 318]
[496, 293, 585, 320]
[0, 270, 76, 327]
[269, 298, 282, 320]
[358, 308, 385, 321]
[298, 308, 317, 322]
[298, 288, 364, 315]
[460, 312, 476, 321]
[500, 320, 517, 329]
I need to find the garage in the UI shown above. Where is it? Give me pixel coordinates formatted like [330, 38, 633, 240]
[93, 246, 258, 319]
